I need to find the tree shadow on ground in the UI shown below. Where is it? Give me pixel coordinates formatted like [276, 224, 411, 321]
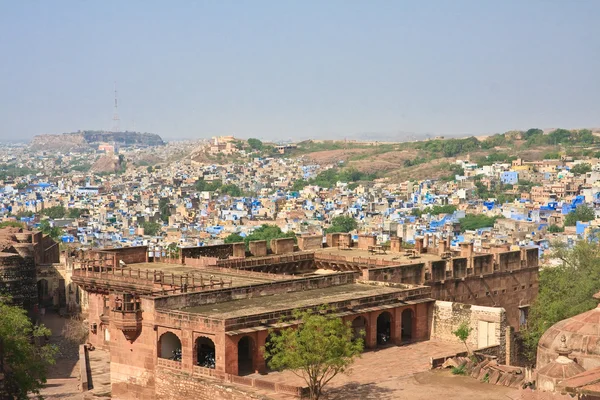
[324, 381, 396, 400]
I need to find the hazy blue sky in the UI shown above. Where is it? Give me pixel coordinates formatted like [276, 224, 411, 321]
[1, 1, 599, 142]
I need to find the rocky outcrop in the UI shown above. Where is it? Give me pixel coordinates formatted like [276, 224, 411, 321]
[90, 155, 124, 174]
[31, 131, 164, 151]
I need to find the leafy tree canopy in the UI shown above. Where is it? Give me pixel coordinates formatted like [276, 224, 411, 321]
[220, 184, 243, 197]
[195, 178, 222, 192]
[245, 224, 295, 249]
[0, 295, 58, 399]
[571, 163, 592, 175]
[264, 308, 363, 400]
[326, 216, 358, 234]
[0, 221, 25, 229]
[291, 179, 309, 192]
[41, 206, 66, 219]
[142, 221, 161, 236]
[522, 241, 600, 362]
[158, 198, 171, 223]
[459, 214, 501, 232]
[411, 205, 457, 218]
[565, 204, 595, 227]
[547, 224, 564, 233]
[224, 233, 244, 244]
[67, 208, 87, 219]
[39, 220, 62, 240]
[247, 138, 263, 151]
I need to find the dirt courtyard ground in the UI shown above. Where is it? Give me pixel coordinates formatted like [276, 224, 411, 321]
[252, 340, 520, 400]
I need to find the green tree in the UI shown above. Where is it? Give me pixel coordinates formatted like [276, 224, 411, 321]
[326, 215, 358, 234]
[547, 224, 564, 233]
[522, 128, 543, 140]
[158, 198, 171, 223]
[291, 179, 309, 192]
[565, 204, 595, 226]
[142, 221, 161, 236]
[41, 206, 66, 219]
[459, 214, 501, 232]
[544, 152, 561, 160]
[220, 184, 243, 197]
[67, 208, 87, 219]
[0, 221, 25, 229]
[247, 138, 263, 151]
[522, 241, 600, 362]
[0, 295, 58, 399]
[39, 220, 62, 240]
[264, 308, 364, 400]
[224, 233, 244, 243]
[452, 321, 473, 355]
[571, 163, 592, 175]
[245, 224, 295, 249]
[165, 242, 180, 258]
[15, 211, 34, 218]
[195, 179, 222, 192]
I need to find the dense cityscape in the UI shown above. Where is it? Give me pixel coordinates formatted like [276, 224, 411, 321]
[3, 1, 600, 400]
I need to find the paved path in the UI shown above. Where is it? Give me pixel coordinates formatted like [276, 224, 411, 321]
[37, 313, 82, 400]
[250, 340, 520, 399]
[35, 313, 111, 400]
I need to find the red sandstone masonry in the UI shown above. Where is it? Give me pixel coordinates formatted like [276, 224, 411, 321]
[155, 367, 286, 400]
[151, 272, 356, 310]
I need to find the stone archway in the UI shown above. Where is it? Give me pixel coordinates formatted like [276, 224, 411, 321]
[377, 312, 392, 346]
[402, 308, 414, 341]
[238, 336, 255, 375]
[159, 332, 182, 361]
[195, 337, 216, 369]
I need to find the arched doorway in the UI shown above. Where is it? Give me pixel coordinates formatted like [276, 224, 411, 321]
[402, 309, 414, 342]
[238, 336, 254, 375]
[351, 316, 367, 342]
[37, 279, 49, 307]
[159, 332, 182, 361]
[377, 312, 392, 346]
[196, 337, 216, 369]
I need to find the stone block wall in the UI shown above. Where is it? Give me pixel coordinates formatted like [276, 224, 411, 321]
[270, 238, 295, 255]
[429, 267, 538, 331]
[248, 241, 267, 257]
[362, 263, 425, 285]
[0, 254, 36, 309]
[109, 246, 148, 264]
[431, 301, 507, 364]
[182, 244, 234, 260]
[357, 234, 376, 250]
[297, 234, 322, 251]
[390, 237, 402, 253]
[155, 368, 270, 400]
[326, 233, 351, 248]
[231, 243, 246, 258]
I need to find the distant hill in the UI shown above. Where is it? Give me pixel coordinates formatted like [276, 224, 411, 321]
[30, 131, 165, 151]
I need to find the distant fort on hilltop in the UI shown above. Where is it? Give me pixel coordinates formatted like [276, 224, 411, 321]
[30, 130, 165, 151]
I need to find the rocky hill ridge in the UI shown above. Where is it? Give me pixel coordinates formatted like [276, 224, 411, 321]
[31, 131, 164, 151]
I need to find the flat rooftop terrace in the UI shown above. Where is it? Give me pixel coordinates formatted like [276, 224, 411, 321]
[179, 283, 409, 318]
[315, 247, 444, 263]
[131, 262, 279, 287]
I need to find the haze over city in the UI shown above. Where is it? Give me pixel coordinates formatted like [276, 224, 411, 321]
[2, 0, 600, 142]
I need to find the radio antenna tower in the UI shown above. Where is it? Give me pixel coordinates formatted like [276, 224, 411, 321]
[111, 81, 120, 132]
